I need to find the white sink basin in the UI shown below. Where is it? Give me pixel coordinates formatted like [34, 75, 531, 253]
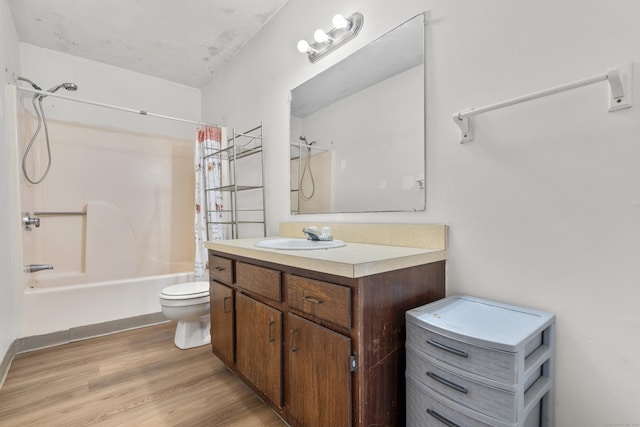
[255, 238, 346, 250]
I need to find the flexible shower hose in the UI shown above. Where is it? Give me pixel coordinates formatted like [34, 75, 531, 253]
[300, 147, 315, 200]
[22, 94, 53, 184]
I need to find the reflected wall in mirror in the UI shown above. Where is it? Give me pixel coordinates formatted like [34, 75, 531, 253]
[290, 14, 426, 214]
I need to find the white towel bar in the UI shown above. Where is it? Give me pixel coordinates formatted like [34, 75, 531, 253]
[453, 61, 633, 143]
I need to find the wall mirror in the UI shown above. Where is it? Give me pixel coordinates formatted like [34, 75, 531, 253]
[290, 14, 426, 214]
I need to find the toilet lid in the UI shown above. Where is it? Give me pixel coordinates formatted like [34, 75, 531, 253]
[161, 281, 209, 298]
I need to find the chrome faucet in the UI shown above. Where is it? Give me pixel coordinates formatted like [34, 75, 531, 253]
[24, 264, 54, 273]
[302, 226, 333, 241]
[22, 212, 41, 231]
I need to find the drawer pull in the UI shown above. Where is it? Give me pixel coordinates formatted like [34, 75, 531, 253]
[426, 339, 468, 358]
[426, 371, 468, 394]
[426, 409, 461, 427]
[213, 266, 226, 271]
[302, 295, 324, 304]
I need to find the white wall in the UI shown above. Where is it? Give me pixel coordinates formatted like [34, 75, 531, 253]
[202, 0, 640, 424]
[18, 43, 201, 141]
[0, 0, 21, 371]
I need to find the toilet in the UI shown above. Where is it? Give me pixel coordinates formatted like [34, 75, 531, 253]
[159, 281, 211, 349]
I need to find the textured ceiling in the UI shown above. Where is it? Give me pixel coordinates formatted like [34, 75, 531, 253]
[8, 0, 290, 88]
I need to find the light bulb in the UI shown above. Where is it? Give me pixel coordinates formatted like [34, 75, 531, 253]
[297, 39, 310, 53]
[314, 29, 330, 43]
[332, 14, 350, 29]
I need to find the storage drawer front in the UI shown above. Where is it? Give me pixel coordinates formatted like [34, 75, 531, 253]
[210, 255, 234, 285]
[407, 322, 517, 384]
[236, 262, 282, 302]
[286, 275, 351, 329]
[407, 349, 517, 422]
[407, 375, 492, 427]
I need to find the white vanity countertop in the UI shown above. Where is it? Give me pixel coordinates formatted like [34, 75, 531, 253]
[204, 237, 447, 278]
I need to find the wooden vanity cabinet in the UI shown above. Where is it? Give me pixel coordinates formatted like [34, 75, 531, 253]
[287, 313, 351, 426]
[236, 293, 283, 406]
[209, 256, 235, 366]
[208, 250, 446, 426]
[209, 281, 235, 365]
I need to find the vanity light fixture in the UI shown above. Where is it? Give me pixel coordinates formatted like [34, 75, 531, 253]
[296, 12, 364, 63]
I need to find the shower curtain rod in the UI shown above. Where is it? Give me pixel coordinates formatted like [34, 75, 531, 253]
[15, 85, 221, 129]
[289, 142, 328, 152]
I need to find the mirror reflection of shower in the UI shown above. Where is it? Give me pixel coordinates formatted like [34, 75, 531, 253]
[16, 76, 79, 184]
[298, 135, 316, 200]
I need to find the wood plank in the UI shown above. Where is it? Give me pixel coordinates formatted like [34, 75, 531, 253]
[0, 323, 286, 427]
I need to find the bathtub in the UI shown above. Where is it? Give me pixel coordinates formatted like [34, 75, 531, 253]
[21, 271, 194, 339]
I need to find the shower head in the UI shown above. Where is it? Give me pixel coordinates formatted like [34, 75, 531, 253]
[37, 82, 78, 100]
[299, 136, 315, 146]
[46, 82, 78, 93]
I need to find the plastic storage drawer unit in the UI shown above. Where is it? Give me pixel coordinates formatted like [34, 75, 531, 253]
[406, 295, 555, 427]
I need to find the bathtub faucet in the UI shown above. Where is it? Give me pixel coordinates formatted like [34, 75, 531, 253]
[24, 264, 54, 273]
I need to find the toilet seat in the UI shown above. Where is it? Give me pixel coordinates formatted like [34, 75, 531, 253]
[160, 281, 209, 300]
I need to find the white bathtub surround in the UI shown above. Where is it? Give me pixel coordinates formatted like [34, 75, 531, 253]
[10, 75, 198, 338]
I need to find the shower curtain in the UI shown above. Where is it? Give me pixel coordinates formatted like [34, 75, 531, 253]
[194, 126, 225, 279]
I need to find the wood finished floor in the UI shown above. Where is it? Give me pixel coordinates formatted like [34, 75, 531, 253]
[0, 322, 287, 427]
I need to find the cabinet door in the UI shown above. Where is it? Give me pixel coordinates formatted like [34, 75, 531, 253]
[236, 293, 283, 407]
[288, 313, 352, 427]
[210, 281, 234, 365]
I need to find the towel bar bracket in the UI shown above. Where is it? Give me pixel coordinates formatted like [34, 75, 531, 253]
[454, 113, 474, 144]
[453, 61, 633, 143]
[607, 62, 633, 112]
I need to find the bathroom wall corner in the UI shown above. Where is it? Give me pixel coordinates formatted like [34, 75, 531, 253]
[0, 339, 16, 389]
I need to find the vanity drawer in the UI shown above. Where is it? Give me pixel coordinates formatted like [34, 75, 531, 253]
[407, 348, 518, 422]
[236, 262, 282, 302]
[286, 275, 351, 329]
[210, 255, 234, 285]
[406, 322, 517, 385]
